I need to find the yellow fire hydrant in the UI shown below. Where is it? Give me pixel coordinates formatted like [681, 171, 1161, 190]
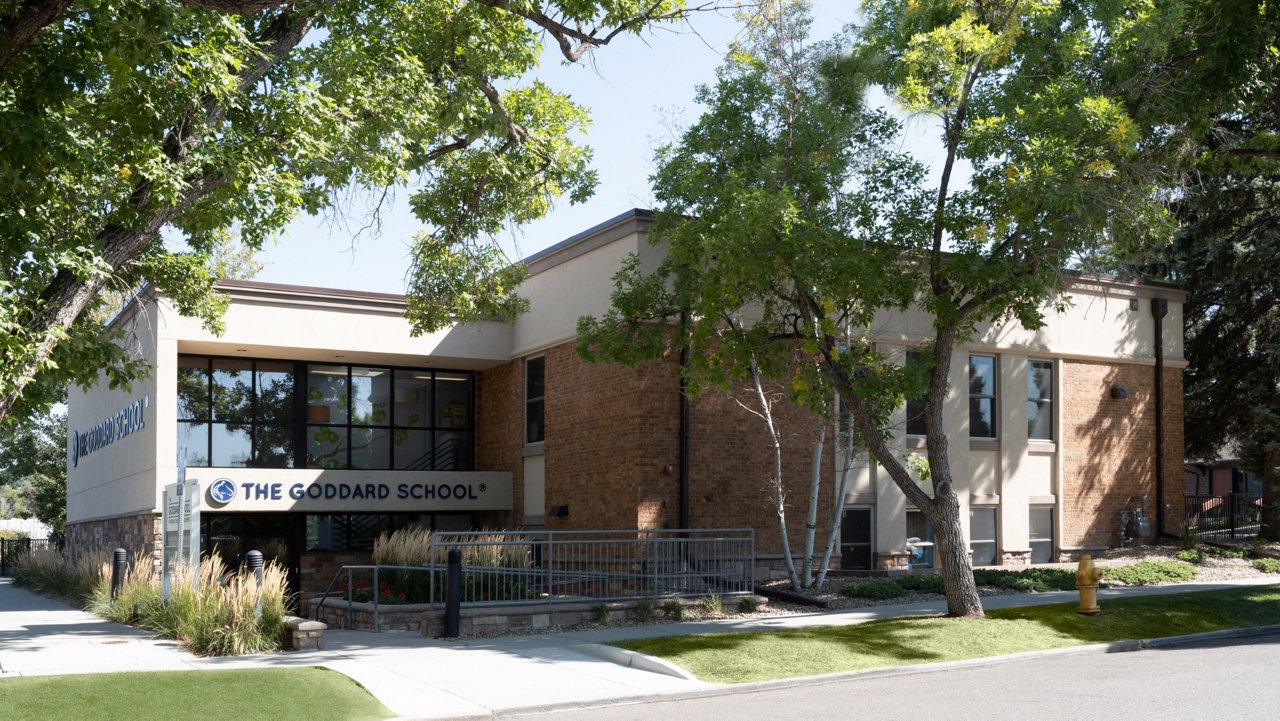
[1076, 554, 1103, 615]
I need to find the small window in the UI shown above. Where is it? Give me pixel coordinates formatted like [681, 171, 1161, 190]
[970, 507, 997, 566]
[526, 356, 545, 444]
[1028, 360, 1053, 441]
[969, 354, 997, 438]
[905, 350, 927, 436]
[1030, 507, 1054, 563]
[906, 510, 935, 569]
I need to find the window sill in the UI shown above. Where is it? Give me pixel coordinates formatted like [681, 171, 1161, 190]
[969, 438, 999, 452]
[904, 435, 927, 450]
[1028, 440, 1057, 453]
[522, 442, 545, 458]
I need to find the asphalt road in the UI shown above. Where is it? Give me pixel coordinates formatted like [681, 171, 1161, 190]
[508, 632, 1280, 721]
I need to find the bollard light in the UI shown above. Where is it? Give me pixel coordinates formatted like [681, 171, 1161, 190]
[246, 550, 264, 622]
[110, 548, 127, 602]
[444, 548, 462, 638]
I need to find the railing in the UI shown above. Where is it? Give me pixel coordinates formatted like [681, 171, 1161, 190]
[0, 537, 59, 576]
[314, 528, 755, 631]
[1184, 494, 1264, 540]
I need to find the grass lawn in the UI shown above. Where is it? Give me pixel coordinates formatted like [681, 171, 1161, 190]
[616, 585, 1280, 684]
[0, 667, 394, 721]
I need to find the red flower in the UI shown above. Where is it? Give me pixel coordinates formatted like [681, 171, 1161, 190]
[397, 593, 406, 600]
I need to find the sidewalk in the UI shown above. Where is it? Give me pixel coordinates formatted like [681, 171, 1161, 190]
[3, 577, 1278, 720]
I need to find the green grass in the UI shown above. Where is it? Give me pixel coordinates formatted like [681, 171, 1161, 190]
[615, 585, 1280, 684]
[0, 667, 393, 721]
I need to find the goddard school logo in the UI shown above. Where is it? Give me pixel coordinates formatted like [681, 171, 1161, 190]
[208, 478, 237, 507]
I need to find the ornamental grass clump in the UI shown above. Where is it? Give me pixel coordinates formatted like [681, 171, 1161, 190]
[10, 546, 100, 601]
[91, 555, 291, 657]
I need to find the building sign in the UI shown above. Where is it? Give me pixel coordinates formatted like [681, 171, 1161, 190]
[72, 396, 149, 467]
[161, 476, 200, 602]
[198, 470, 513, 513]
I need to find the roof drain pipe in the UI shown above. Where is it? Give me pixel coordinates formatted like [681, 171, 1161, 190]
[679, 310, 691, 533]
[1151, 297, 1170, 538]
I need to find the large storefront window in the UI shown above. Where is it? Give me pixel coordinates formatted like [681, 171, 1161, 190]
[179, 355, 473, 470]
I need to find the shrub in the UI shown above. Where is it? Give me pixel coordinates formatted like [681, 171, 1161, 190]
[895, 573, 945, 594]
[1207, 546, 1247, 560]
[701, 593, 723, 617]
[1102, 561, 1197, 586]
[973, 568, 1076, 592]
[0, 529, 30, 540]
[633, 598, 656, 622]
[1253, 558, 1280, 574]
[841, 580, 906, 600]
[736, 596, 759, 614]
[1176, 549, 1205, 564]
[663, 598, 684, 621]
[1179, 529, 1200, 551]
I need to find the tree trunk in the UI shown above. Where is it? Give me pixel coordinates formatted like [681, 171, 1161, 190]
[815, 421, 857, 587]
[801, 421, 825, 588]
[924, 487, 984, 618]
[1261, 447, 1280, 542]
[749, 358, 800, 589]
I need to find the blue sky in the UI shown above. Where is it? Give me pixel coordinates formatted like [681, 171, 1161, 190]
[253, 2, 942, 293]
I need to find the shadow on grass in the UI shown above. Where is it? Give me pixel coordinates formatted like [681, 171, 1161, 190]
[618, 585, 1280, 683]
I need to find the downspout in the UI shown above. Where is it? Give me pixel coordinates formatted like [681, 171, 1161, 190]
[679, 310, 691, 531]
[1151, 298, 1169, 537]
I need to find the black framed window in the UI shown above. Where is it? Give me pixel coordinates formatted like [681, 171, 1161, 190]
[526, 356, 545, 444]
[968, 354, 997, 438]
[905, 350, 927, 436]
[1028, 360, 1053, 441]
[178, 357, 296, 468]
[306, 365, 473, 471]
[179, 355, 472, 470]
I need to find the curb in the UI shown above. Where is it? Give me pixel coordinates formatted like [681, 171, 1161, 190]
[466, 623, 1280, 720]
[566, 643, 700, 681]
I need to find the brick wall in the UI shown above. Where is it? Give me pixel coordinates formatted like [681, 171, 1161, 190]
[517, 339, 835, 560]
[541, 342, 682, 531]
[688, 382, 835, 558]
[65, 512, 161, 569]
[476, 359, 522, 525]
[1061, 360, 1184, 551]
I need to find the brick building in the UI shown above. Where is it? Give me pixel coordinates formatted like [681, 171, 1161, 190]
[66, 209, 1185, 596]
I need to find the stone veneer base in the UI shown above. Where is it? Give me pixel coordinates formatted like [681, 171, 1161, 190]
[65, 513, 162, 570]
[308, 595, 768, 637]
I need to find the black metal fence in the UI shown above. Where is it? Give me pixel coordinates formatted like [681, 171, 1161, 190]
[1184, 494, 1264, 540]
[0, 537, 58, 576]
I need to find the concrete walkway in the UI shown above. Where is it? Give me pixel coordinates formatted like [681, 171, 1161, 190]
[2, 577, 1278, 720]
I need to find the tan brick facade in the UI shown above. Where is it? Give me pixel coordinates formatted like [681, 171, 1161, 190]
[1061, 360, 1185, 553]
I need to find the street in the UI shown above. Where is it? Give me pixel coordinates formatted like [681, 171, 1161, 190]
[510, 633, 1280, 721]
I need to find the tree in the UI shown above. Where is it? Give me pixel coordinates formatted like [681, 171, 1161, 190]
[0, 0, 704, 427]
[1138, 61, 1280, 541]
[580, 0, 1266, 618]
[0, 410, 66, 532]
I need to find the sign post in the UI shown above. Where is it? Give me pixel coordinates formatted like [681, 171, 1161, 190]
[162, 450, 200, 602]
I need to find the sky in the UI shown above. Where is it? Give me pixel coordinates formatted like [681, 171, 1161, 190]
[251, 2, 943, 293]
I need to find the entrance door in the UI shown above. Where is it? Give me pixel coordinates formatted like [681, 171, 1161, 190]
[840, 508, 873, 570]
